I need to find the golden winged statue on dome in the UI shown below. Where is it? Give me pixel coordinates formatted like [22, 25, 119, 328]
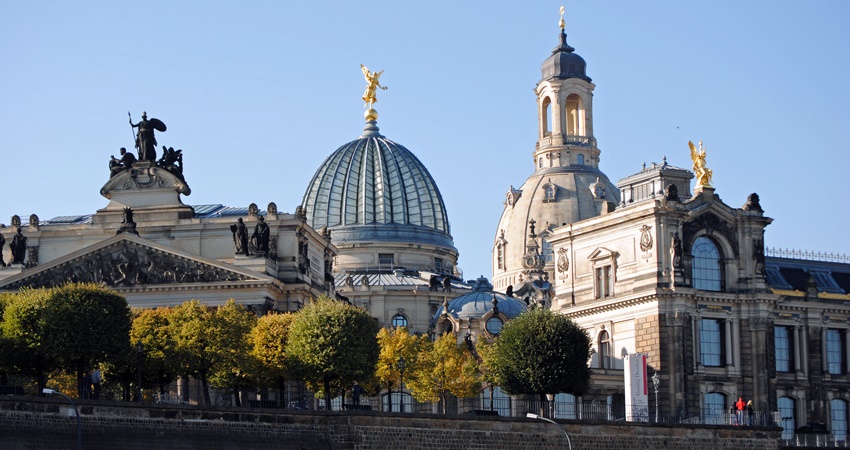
[360, 64, 387, 108]
[688, 140, 713, 188]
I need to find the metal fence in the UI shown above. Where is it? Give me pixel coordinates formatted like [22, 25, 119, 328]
[5, 378, 847, 446]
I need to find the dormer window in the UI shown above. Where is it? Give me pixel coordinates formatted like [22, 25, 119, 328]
[542, 181, 557, 203]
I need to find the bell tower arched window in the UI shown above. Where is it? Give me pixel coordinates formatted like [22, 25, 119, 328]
[542, 97, 553, 137]
[565, 94, 580, 136]
[692, 236, 723, 291]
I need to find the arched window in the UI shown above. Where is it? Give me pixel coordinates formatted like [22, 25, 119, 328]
[554, 393, 577, 419]
[577, 154, 585, 165]
[565, 94, 580, 136]
[391, 314, 408, 329]
[692, 236, 723, 291]
[542, 97, 552, 137]
[831, 399, 848, 443]
[598, 330, 612, 369]
[778, 397, 796, 441]
[496, 243, 505, 270]
[703, 392, 726, 424]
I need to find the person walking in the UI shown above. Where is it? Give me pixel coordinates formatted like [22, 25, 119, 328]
[92, 369, 102, 400]
[746, 400, 754, 426]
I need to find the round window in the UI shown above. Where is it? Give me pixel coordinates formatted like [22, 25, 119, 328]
[486, 317, 503, 335]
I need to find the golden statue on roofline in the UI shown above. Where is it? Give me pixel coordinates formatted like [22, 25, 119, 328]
[688, 140, 713, 188]
[360, 64, 387, 109]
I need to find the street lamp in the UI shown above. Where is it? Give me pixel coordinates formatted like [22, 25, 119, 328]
[527, 413, 572, 450]
[397, 356, 406, 413]
[136, 341, 144, 403]
[43, 388, 81, 450]
[651, 371, 660, 423]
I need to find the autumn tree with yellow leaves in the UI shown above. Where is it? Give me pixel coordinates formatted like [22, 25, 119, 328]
[407, 333, 480, 414]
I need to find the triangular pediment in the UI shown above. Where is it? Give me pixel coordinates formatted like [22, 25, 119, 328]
[588, 247, 618, 261]
[0, 233, 274, 291]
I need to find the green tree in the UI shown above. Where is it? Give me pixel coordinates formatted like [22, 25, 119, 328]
[492, 308, 591, 415]
[130, 307, 179, 396]
[41, 283, 132, 398]
[251, 313, 296, 400]
[407, 333, 480, 414]
[168, 299, 256, 405]
[207, 300, 256, 406]
[286, 296, 380, 411]
[376, 326, 426, 411]
[0, 289, 55, 393]
[0, 292, 15, 385]
[476, 339, 501, 412]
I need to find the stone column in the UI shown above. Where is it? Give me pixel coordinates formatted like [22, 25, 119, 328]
[793, 326, 803, 373]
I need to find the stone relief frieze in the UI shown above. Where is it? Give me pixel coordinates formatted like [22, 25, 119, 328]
[3, 242, 252, 290]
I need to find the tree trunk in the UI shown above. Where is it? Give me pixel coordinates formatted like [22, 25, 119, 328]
[201, 374, 211, 405]
[488, 386, 494, 411]
[323, 378, 332, 411]
[441, 391, 448, 414]
[277, 376, 285, 408]
[233, 385, 241, 407]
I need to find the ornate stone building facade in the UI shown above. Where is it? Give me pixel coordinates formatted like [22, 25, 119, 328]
[492, 15, 850, 440]
[0, 139, 334, 312]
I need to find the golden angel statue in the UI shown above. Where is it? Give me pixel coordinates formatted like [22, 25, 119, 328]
[360, 64, 387, 108]
[688, 140, 713, 187]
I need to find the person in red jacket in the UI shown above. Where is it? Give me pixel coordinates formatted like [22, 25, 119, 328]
[736, 397, 746, 425]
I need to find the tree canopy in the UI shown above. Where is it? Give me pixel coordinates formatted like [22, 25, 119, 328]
[286, 296, 380, 410]
[250, 313, 296, 390]
[407, 332, 480, 413]
[376, 326, 427, 411]
[167, 299, 256, 405]
[0, 289, 54, 392]
[491, 308, 591, 398]
[41, 283, 132, 397]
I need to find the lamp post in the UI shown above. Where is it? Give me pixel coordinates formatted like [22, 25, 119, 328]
[397, 356, 406, 413]
[136, 341, 143, 403]
[651, 371, 660, 423]
[527, 413, 572, 450]
[43, 388, 81, 450]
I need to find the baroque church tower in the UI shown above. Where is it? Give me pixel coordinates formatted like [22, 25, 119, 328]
[492, 12, 618, 300]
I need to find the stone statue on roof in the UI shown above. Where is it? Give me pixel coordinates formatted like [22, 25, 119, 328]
[129, 111, 166, 162]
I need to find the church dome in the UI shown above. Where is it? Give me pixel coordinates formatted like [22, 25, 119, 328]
[301, 121, 454, 249]
[541, 30, 591, 82]
[431, 277, 527, 326]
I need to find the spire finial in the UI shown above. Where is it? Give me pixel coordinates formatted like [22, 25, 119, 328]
[559, 6, 565, 30]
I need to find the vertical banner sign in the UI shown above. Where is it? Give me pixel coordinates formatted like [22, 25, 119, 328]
[623, 353, 649, 422]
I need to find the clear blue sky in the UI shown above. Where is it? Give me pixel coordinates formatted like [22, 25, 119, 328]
[2, 1, 848, 280]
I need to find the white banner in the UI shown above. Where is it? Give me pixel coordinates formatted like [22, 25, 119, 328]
[623, 353, 649, 422]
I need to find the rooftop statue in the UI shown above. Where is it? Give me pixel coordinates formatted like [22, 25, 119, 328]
[360, 64, 387, 109]
[109, 147, 137, 177]
[688, 140, 713, 188]
[129, 111, 166, 162]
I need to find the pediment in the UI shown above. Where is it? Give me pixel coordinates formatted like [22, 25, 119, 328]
[0, 233, 272, 291]
[588, 247, 618, 261]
